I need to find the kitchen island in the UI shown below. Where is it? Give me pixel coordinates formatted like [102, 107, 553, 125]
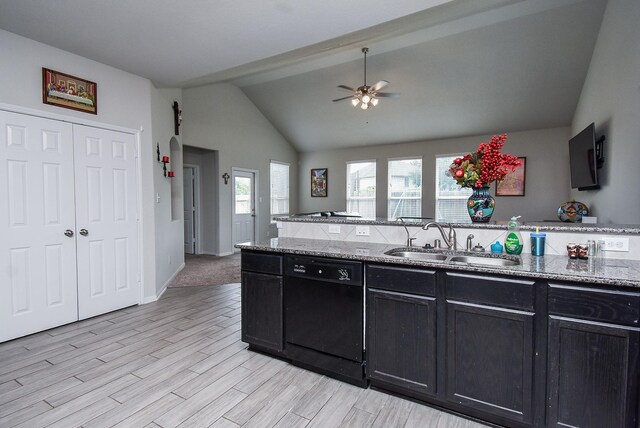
[237, 237, 640, 428]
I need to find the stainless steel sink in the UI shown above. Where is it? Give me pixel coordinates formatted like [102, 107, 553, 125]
[448, 255, 520, 267]
[384, 248, 520, 267]
[384, 250, 448, 261]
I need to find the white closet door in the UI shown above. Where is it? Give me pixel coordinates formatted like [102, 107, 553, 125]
[0, 111, 78, 342]
[73, 125, 139, 319]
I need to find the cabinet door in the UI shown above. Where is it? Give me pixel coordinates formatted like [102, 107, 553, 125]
[241, 271, 283, 352]
[446, 300, 534, 424]
[547, 316, 640, 428]
[367, 288, 437, 397]
[0, 111, 78, 343]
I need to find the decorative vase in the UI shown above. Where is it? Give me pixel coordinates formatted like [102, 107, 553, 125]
[467, 186, 495, 223]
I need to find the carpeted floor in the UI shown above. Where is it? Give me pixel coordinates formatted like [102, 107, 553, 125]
[169, 252, 241, 287]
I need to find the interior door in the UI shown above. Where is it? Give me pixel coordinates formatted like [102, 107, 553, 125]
[233, 170, 256, 244]
[0, 110, 78, 342]
[183, 165, 196, 254]
[73, 125, 139, 319]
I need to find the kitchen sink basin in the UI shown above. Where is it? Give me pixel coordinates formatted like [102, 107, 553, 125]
[384, 248, 520, 267]
[384, 250, 448, 261]
[448, 255, 520, 267]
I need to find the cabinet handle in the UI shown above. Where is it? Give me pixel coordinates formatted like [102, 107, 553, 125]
[64, 229, 74, 237]
[79, 229, 89, 236]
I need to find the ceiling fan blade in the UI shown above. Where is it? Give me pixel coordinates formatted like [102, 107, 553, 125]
[337, 85, 357, 93]
[375, 92, 400, 98]
[369, 80, 390, 92]
[332, 95, 355, 102]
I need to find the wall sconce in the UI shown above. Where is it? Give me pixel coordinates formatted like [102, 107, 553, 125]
[172, 101, 182, 136]
[222, 172, 230, 184]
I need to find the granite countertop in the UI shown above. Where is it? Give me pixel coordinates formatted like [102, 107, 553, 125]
[236, 237, 640, 289]
[274, 216, 640, 235]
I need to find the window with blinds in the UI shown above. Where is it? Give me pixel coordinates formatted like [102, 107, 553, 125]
[388, 158, 422, 219]
[346, 161, 376, 218]
[270, 161, 289, 216]
[435, 155, 472, 222]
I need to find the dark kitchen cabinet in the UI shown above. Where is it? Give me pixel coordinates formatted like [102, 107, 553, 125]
[366, 265, 437, 399]
[547, 283, 640, 428]
[445, 272, 538, 426]
[240, 251, 284, 355]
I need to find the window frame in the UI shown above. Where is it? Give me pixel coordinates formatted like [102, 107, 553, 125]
[387, 156, 423, 220]
[346, 160, 377, 218]
[269, 160, 290, 217]
[434, 153, 472, 222]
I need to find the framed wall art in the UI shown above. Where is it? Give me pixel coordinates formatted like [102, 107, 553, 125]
[311, 168, 328, 197]
[496, 157, 526, 196]
[42, 68, 97, 114]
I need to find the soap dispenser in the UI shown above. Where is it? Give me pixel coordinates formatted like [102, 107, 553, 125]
[504, 216, 523, 255]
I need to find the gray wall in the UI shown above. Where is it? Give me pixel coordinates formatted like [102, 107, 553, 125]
[182, 83, 298, 254]
[299, 127, 571, 222]
[183, 146, 219, 255]
[570, 0, 640, 224]
[0, 29, 164, 300]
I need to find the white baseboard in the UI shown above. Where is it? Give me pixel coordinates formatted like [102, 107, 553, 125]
[197, 251, 235, 257]
[141, 262, 185, 304]
[217, 251, 234, 257]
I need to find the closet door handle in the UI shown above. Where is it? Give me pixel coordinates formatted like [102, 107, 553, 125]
[64, 229, 74, 237]
[79, 229, 89, 236]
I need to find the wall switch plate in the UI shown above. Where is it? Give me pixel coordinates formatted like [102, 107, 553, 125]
[355, 248, 370, 256]
[329, 225, 341, 234]
[602, 237, 629, 252]
[355, 226, 370, 236]
[276, 222, 283, 229]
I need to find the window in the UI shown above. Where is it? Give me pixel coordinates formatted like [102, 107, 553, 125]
[388, 158, 422, 219]
[347, 161, 376, 218]
[270, 161, 289, 216]
[435, 154, 472, 222]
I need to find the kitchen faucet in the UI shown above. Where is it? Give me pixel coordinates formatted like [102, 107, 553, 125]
[423, 221, 457, 251]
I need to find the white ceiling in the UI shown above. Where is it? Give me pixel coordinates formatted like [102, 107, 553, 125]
[0, 0, 607, 152]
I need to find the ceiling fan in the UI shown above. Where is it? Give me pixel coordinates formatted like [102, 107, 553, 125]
[332, 47, 400, 110]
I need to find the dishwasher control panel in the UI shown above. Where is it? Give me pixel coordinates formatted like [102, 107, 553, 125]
[284, 256, 363, 285]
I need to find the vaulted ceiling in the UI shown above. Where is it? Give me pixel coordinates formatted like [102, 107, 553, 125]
[0, 0, 607, 152]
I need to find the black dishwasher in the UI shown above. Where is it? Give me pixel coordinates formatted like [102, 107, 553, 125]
[284, 255, 366, 386]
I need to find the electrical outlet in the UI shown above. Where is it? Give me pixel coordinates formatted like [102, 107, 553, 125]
[329, 225, 341, 234]
[276, 222, 283, 229]
[355, 248, 370, 256]
[602, 237, 629, 252]
[355, 226, 370, 236]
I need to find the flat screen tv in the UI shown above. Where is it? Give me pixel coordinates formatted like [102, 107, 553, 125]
[569, 122, 604, 190]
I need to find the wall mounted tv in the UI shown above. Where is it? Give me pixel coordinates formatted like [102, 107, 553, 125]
[569, 122, 605, 190]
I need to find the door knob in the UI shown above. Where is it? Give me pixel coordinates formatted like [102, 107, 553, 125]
[79, 229, 89, 236]
[64, 229, 74, 237]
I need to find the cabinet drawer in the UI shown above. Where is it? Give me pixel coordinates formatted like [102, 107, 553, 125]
[549, 283, 640, 326]
[366, 264, 436, 297]
[241, 251, 283, 275]
[445, 272, 535, 311]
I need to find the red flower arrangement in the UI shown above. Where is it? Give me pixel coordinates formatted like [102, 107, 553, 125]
[448, 134, 521, 189]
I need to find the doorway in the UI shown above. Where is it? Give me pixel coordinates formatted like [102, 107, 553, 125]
[183, 164, 200, 254]
[232, 168, 258, 245]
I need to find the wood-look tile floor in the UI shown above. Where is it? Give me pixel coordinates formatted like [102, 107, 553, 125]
[0, 284, 490, 427]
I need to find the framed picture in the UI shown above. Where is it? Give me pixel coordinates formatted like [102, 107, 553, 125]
[496, 157, 526, 196]
[42, 68, 97, 114]
[311, 168, 328, 197]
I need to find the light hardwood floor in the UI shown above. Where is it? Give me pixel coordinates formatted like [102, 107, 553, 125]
[0, 283, 490, 427]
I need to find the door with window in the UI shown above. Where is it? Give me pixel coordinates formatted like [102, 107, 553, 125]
[233, 169, 256, 244]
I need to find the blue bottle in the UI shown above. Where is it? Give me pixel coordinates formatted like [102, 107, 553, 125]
[491, 241, 503, 254]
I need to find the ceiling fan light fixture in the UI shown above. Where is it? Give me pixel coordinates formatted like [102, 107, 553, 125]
[333, 47, 399, 109]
